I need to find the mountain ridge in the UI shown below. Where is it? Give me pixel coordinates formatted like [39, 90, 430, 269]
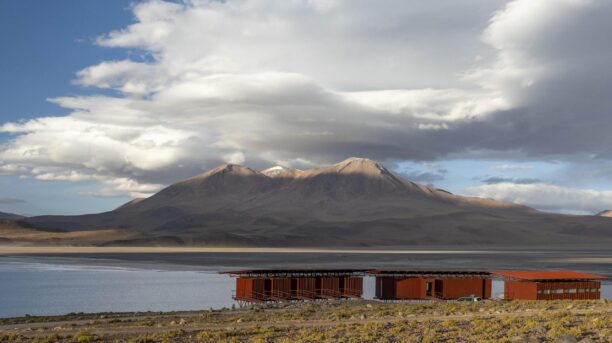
[16, 157, 612, 248]
[0, 211, 24, 221]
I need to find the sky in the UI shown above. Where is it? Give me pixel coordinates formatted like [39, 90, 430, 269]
[1, 0, 612, 216]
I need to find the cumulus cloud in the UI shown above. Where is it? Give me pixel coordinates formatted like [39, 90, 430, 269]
[465, 183, 612, 215]
[1, 0, 611, 201]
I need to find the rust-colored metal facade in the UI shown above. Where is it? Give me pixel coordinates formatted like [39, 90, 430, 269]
[228, 269, 365, 303]
[373, 271, 492, 300]
[343, 277, 363, 298]
[503, 280, 602, 300]
[235, 277, 268, 302]
[295, 277, 317, 299]
[495, 271, 606, 301]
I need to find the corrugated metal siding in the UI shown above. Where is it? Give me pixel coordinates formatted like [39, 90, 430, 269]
[505, 281, 538, 300]
[253, 278, 268, 300]
[395, 278, 423, 299]
[443, 278, 490, 299]
[271, 277, 292, 300]
[235, 277, 251, 301]
[235, 277, 269, 301]
[320, 277, 341, 297]
[295, 277, 317, 299]
[343, 277, 363, 297]
[537, 281, 601, 300]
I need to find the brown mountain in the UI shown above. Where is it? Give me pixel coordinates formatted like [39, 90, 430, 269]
[596, 210, 612, 217]
[21, 157, 612, 247]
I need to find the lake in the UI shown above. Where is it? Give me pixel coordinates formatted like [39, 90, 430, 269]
[0, 253, 610, 318]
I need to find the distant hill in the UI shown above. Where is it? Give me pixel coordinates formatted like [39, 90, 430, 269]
[21, 157, 612, 248]
[596, 210, 612, 217]
[0, 212, 24, 220]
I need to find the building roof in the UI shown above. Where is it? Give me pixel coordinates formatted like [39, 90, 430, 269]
[220, 269, 368, 277]
[368, 270, 491, 278]
[493, 271, 607, 281]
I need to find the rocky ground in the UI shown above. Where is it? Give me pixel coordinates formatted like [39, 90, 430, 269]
[0, 299, 610, 342]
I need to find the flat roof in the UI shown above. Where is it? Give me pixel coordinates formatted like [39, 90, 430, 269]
[221, 269, 368, 277]
[368, 270, 491, 277]
[493, 271, 607, 281]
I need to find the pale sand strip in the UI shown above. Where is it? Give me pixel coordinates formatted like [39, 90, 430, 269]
[0, 246, 496, 255]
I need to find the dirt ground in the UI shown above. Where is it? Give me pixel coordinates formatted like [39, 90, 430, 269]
[1, 299, 610, 342]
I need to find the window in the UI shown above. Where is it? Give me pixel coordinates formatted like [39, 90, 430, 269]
[578, 288, 585, 293]
[590, 288, 597, 292]
[554, 289, 563, 294]
[543, 289, 551, 294]
[537, 290, 543, 294]
[567, 289, 577, 294]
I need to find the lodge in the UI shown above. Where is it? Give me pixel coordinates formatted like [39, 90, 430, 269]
[371, 270, 491, 300]
[223, 269, 366, 304]
[222, 269, 607, 304]
[494, 271, 606, 300]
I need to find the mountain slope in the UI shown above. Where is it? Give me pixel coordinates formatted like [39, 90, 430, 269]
[0, 212, 24, 220]
[22, 157, 612, 247]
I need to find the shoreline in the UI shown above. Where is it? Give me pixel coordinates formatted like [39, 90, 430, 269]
[0, 245, 505, 255]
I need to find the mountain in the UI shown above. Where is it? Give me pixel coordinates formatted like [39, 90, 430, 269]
[21, 157, 612, 248]
[0, 211, 24, 220]
[596, 210, 612, 217]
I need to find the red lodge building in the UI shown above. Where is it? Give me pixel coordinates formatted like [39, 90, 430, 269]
[224, 269, 365, 303]
[371, 270, 492, 300]
[494, 271, 606, 300]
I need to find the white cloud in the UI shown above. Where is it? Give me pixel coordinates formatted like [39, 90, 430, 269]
[465, 183, 612, 214]
[1, 0, 612, 206]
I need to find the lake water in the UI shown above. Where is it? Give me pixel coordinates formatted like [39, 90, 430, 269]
[0, 257, 610, 318]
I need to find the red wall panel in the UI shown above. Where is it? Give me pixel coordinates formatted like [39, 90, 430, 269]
[343, 277, 363, 297]
[505, 281, 538, 300]
[320, 277, 341, 297]
[443, 278, 490, 299]
[270, 277, 292, 299]
[295, 277, 317, 299]
[395, 278, 423, 299]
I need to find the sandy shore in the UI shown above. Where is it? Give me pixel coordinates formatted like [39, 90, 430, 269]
[0, 246, 498, 255]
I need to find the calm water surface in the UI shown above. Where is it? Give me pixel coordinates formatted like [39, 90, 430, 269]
[0, 256, 610, 318]
[0, 260, 235, 318]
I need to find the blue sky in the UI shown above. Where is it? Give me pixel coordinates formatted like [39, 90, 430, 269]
[2, 0, 612, 216]
[0, 1, 134, 214]
[0, 1, 133, 123]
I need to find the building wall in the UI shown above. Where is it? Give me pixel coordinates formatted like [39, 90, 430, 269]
[320, 277, 341, 297]
[443, 278, 491, 299]
[536, 281, 600, 300]
[295, 277, 317, 299]
[235, 277, 252, 301]
[271, 277, 292, 299]
[395, 278, 424, 299]
[505, 281, 538, 300]
[235, 277, 269, 301]
[343, 277, 363, 297]
[505, 280, 601, 300]
[375, 276, 492, 300]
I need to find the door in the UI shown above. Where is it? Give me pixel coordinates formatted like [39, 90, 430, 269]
[426, 281, 433, 297]
[434, 279, 444, 298]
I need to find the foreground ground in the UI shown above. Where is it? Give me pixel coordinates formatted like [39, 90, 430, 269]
[0, 300, 610, 342]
